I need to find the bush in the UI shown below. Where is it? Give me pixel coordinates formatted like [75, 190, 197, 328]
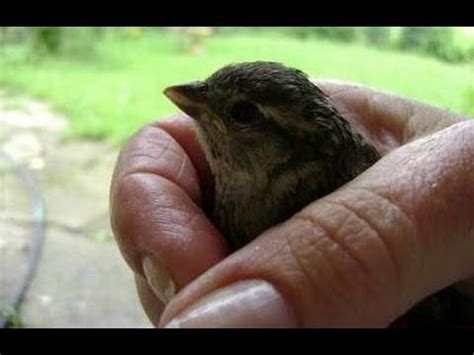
[399, 27, 426, 50]
[312, 27, 359, 42]
[289, 27, 313, 40]
[399, 27, 472, 63]
[423, 27, 457, 62]
[364, 27, 390, 47]
[283, 27, 360, 42]
[30, 27, 64, 55]
[26, 27, 104, 61]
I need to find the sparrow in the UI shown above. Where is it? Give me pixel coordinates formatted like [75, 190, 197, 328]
[164, 61, 473, 327]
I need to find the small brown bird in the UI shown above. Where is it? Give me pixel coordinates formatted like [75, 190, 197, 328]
[164, 61, 473, 327]
[164, 62, 379, 249]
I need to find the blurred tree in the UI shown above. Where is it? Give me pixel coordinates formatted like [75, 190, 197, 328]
[283, 27, 360, 42]
[26, 27, 104, 60]
[31, 27, 63, 54]
[364, 27, 390, 47]
[399, 27, 464, 62]
[399, 27, 426, 50]
[290, 27, 312, 40]
[424, 28, 455, 59]
[312, 27, 358, 42]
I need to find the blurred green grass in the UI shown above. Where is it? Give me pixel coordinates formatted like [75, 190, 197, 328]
[1, 31, 473, 145]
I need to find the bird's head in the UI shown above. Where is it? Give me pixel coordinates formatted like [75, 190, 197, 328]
[164, 61, 352, 175]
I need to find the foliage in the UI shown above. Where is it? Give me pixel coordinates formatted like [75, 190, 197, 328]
[287, 27, 474, 63]
[289, 27, 360, 42]
[399, 27, 473, 63]
[7, 27, 474, 64]
[0, 31, 472, 145]
[312, 27, 359, 42]
[364, 27, 391, 47]
[30, 27, 63, 55]
[24, 27, 104, 61]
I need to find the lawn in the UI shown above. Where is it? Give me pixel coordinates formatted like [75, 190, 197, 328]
[1, 31, 473, 145]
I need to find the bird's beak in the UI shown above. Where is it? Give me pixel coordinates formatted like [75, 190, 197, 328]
[164, 82, 208, 119]
[164, 82, 228, 134]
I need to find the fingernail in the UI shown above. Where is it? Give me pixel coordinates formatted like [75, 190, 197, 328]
[164, 280, 297, 328]
[142, 255, 176, 305]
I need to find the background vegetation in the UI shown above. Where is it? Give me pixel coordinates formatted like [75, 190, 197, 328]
[1, 27, 473, 145]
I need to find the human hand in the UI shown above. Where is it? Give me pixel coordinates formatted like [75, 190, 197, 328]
[110, 80, 474, 327]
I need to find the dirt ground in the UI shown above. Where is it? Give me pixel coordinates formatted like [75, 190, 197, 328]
[0, 87, 150, 327]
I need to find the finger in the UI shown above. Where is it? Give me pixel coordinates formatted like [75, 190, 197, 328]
[110, 118, 228, 309]
[156, 115, 215, 211]
[112, 115, 204, 205]
[314, 79, 464, 154]
[158, 121, 474, 328]
[135, 274, 165, 327]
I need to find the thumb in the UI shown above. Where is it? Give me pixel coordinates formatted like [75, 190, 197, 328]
[159, 121, 474, 328]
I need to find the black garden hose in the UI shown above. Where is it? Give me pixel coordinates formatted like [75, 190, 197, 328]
[0, 149, 46, 328]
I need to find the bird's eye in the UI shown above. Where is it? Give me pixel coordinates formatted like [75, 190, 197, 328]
[229, 100, 262, 126]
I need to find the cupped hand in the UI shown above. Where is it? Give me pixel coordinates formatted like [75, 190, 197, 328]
[110, 80, 474, 327]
